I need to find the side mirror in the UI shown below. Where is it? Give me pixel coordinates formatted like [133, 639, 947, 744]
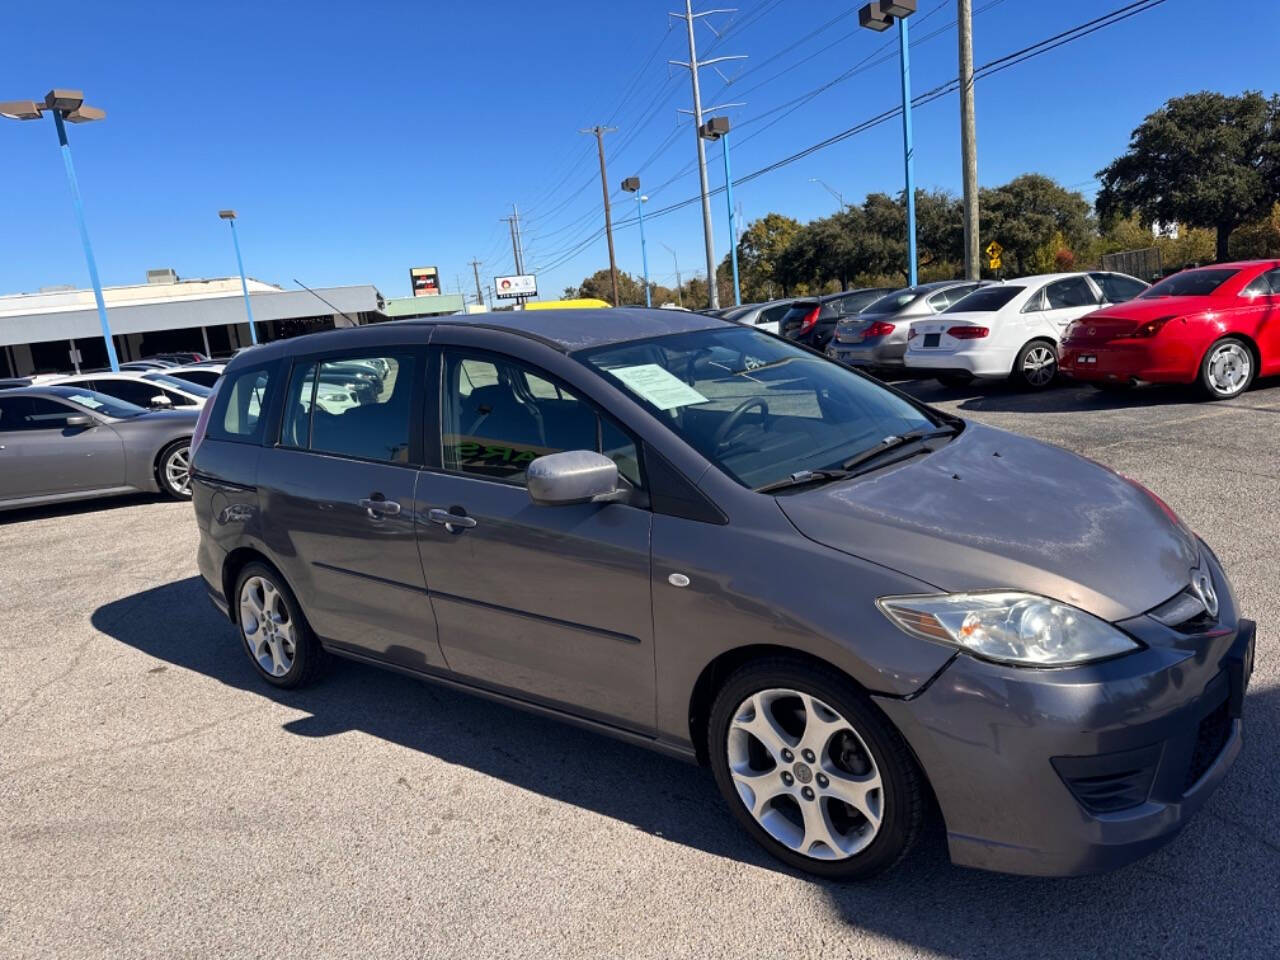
[527, 450, 620, 506]
[149, 394, 173, 409]
[64, 415, 92, 428]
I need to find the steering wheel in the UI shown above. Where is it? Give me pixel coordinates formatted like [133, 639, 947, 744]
[712, 398, 769, 449]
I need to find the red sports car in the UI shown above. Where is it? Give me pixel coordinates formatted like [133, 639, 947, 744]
[1060, 259, 1280, 399]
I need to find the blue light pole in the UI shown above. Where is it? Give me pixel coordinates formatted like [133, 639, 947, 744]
[722, 133, 741, 306]
[858, 2, 918, 286]
[219, 210, 259, 345]
[620, 177, 651, 307]
[2, 90, 119, 371]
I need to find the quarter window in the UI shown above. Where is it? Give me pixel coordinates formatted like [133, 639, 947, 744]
[282, 353, 416, 464]
[208, 366, 274, 444]
[441, 351, 642, 487]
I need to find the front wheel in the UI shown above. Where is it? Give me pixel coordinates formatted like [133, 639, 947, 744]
[1198, 337, 1254, 400]
[156, 439, 193, 500]
[1012, 340, 1058, 390]
[707, 658, 926, 880]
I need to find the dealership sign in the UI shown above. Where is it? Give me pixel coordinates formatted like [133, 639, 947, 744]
[494, 274, 537, 299]
[410, 266, 440, 297]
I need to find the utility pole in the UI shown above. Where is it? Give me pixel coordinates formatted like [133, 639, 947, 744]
[670, 3, 745, 310]
[957, 0, 980, 280]
[661, 242, 683, 308]
[469, 258, 485, 309]
[500, 205, 527, 305]
[581, 125, 620, 306]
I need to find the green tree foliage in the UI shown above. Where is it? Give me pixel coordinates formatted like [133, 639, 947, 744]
[1096, 90, 1280, 261]
[979, 174, 1093, 275]
[567, 268, 674, 306]
[736, 213, 803, 300]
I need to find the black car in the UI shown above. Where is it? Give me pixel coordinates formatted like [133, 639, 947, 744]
[779, 288, 894, 349]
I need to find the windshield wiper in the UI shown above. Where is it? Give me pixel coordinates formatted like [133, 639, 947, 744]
[755, 468, 851, 494]
[839, 425, 960, 474]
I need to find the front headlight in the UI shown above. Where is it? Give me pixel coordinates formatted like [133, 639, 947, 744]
[877, 592, 1139, 666]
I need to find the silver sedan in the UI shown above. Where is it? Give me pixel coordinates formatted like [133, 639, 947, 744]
[828, 280, 988, 373]
[0, 385, 199, 511]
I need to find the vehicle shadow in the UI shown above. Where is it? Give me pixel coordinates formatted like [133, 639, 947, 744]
[0, 491, 163, 525]
[93, 577, 1280, 957]
[893, 375, 1280, 415]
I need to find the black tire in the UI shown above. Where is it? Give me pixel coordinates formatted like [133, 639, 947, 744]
[1197, 336, 1255, 400]
[707, 657, 926, 881]
[1011, 339, 1058, 390]
[935, 373, 974, 388]
[233, 561, 324, 688]
[155, 438, 193, 500]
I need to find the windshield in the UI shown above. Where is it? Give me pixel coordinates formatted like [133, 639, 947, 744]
[144, 373, 212, 396]
[45, 386, 147, 419]
[576, 326, 938, 490]
[1140, 268, 1239, 299]
[944, 285, 1024, 313]
[861, 289, 919, 316]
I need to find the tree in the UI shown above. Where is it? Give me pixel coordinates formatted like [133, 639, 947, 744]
[1096, 90, 1280, 261]
[736, 212, 803, 300]
[980, 174, 1093, 275]
[569, 269, 649, 305]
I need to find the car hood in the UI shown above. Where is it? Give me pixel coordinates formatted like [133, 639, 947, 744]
[774, 422, 1198, 622]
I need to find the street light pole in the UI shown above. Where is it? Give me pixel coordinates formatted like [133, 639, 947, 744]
[2, 90, 118, 371]
[218, 211, 258, 345]
[808, 178, 845, 209]
[623, 177, 653, 308]
[661, 242, 683, 308]
[858, 2, 918, 286]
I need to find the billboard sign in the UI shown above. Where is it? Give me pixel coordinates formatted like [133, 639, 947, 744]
[494, 274, 537, 299]
[410, 266, 440, 297]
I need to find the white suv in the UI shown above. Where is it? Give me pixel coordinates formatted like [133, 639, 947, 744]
[904, 271, 1147, 389]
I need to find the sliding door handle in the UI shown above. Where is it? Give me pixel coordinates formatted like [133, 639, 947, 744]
[428, 507, 477, 532]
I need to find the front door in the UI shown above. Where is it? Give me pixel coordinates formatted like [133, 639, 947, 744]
[417, 347, 656, 731]
[0, 396, 125, 500]
[255, 348, 445, 673]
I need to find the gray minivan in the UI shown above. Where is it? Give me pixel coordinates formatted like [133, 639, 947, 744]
[190, 309, 1253, 880]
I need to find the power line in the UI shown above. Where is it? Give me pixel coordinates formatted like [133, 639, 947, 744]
[531, 0, 1169, 277]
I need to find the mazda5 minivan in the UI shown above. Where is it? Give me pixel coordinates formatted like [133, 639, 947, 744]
[191, 309, 1253, 880]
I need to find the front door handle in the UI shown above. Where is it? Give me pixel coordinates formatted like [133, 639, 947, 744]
[428, 507, 477, 533]
[359, 496, 401, 518]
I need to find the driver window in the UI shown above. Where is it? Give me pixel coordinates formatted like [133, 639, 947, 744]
[441, 350, 642, 487]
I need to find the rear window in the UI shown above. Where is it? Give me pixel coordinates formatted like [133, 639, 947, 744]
[861, 290, 917, 316]
[944, 285, 1024, 313]
[144, 373, 212, 396]
[207, 364, 275, 444]
[1140, 268, 1238, 299]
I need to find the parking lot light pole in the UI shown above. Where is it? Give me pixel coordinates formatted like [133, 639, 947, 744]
[218, 210, 259, 345]
[621, 178, 652, 307]
[2, 90, 119, 371]
[701, 117, 741, 307]
[858, 1, 918, 286]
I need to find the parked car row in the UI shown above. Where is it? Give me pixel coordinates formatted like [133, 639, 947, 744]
[728, 259, 1278, 399]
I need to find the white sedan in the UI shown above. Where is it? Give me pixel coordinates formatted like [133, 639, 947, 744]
[51, 371, 212, 409]
[903, 271, 1147, 390]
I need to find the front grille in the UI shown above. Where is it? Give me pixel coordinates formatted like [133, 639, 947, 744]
[1052, 745, 1161, 814]
[1183, 695, 1232, 792]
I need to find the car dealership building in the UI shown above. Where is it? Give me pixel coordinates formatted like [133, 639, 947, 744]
[0, 270, 398, 378]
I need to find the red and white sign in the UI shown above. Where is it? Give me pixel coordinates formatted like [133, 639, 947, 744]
[494, 274, 537, 299]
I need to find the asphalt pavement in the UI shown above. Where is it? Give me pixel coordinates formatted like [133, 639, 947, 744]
[2, 377, 1278, 960]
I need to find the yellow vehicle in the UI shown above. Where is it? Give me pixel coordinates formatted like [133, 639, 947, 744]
[522, 298, 611, 311]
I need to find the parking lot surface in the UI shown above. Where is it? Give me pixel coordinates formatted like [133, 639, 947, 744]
[2, 379, 1278, 960]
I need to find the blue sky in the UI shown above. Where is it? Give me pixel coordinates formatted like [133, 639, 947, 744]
[3, 0, 1278, 304]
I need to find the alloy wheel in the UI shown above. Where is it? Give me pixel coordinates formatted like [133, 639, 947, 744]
[1205, 342, 1251, 397]
[1022, 344, 1057, 387]
[164, 444, 192, 496]
[726, 688, 883, 861]
[239, 575, 296, 677]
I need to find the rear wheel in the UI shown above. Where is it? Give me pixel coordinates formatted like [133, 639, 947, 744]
[1198, 337, 1254, 400]
[234, 562, 324, 688]
[707, 658, 925, 880]
[1012, 340, 1058, 390]
[156, 439, 193, 500]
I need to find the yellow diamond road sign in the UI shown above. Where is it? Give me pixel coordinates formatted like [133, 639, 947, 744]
[985, 240, 1003, 259]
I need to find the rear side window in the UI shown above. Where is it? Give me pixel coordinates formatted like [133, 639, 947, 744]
[1242, 268, 1280, 296]
[208, 365, 274, 445]
[282, 352, 418, 464]
[1043, 277, 1099, 309]
[945, 286, 1024, 313]
[1091, 273, 1148, 302]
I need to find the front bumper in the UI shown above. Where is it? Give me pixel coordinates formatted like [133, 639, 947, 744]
[875, 596, 1253, 876]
